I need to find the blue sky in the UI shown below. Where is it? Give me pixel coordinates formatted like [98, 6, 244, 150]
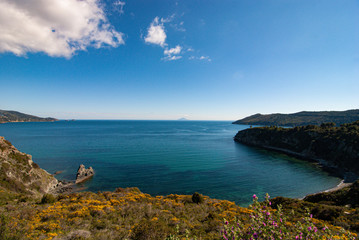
[0, 0, 358, 120]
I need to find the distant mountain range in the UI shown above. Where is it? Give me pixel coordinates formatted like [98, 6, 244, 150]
[0, 110, 57, 123]
[233, 109, 359, 126]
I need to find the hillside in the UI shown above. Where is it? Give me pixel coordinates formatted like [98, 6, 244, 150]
[233, 109, 359, 126]
[0, 110, 57, 123]
[272, 180, 359, 233]
[0, 137, 60, 196]
[234, 121, 359, 178]
[0, 136, 357, 239]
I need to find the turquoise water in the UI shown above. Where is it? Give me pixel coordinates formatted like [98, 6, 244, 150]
[0, 120, 340, 206]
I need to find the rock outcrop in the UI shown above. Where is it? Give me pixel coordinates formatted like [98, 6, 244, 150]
[75, 164, 94, 184]
[0, 136, 59, 196]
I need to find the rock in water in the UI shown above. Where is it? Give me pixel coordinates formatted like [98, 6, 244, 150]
[75, 164, 94, 184]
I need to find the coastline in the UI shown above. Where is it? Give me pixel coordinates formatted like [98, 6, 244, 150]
[234, 138, 358, 183]
[299, 179, 353, 200]
[322, 179, 352, 193]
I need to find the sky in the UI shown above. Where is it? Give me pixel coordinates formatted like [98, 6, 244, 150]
[0, 0, 358, 120]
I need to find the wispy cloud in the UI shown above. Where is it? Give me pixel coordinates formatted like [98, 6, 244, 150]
[189, 55, 212, 62]
[114, 1, 126, 14]
[0, 0, 124, 58]
[199, 56, 211, 61]
[162, 45, 182, 61]
[164, 45, 182, 55]
[170, 21, 186, 32]
[144, 17, 167, 47]
[163, 55, 182, 61]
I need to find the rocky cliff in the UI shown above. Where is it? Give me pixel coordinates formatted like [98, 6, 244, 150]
[234, 121, 359, 178]
[0, 136, 59, 195]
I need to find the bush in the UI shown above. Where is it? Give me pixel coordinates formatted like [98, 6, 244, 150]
[192, 192, 204, 204]
[222, 194, 357, 240]
[40, 194, 56, 204]
[131, 219, 171, 240]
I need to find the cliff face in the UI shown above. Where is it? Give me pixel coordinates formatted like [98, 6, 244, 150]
[234, 122, 359, 176]
[0, 136, 59, 195]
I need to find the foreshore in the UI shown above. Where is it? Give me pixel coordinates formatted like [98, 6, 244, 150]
[299, 179, 353, 200]
[323, 179, 352, 193]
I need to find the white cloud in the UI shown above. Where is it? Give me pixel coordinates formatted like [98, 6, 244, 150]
[162, 55, 182, 61]
[0, 0, 124, 58]
[170, 21, 186, 32]
[164, 45, 182, 55]
[189, 55, 212, 62]
[161, 14, 175, 23]
[144, 17, 167, 47]
[199, 56, 211, 61]
[162, 45, 182, 61]
[114, 1, 125, 14]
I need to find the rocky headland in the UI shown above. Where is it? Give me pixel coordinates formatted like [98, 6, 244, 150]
[234, 121, 359, 180]
[233, 109, 359, 126]
[0, 136, 60, 196]
[0, 110, 58, 124]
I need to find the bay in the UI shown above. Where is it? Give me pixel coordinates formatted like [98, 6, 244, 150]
[0, 120, 340, 206]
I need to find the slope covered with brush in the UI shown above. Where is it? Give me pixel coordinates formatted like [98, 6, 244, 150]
[0, 137, 59, 196]
[233, 109, 359, 126]
[0, 110, 57, 123]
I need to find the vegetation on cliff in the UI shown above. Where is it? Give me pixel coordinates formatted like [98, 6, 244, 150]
[234, 120, 359, 175]
[0, 110, 57, 124]
[0, 137, 59, 196]
[233, 109, 359, 127]
[271, 180, 359, 234]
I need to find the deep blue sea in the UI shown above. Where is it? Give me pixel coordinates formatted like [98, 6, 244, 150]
[0, 120, 340, 206]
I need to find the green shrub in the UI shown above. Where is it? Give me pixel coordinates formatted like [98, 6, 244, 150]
[131, 219, 171, 240]
[40, 194, 56, 204]
[192, 192, 204, 204]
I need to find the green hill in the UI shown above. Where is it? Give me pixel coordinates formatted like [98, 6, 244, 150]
[233, 109, 359, 126]
[0, 110, 57, 123]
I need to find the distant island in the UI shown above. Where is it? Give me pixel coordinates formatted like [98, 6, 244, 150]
[234, 120, 359, 180]
[233, 109, 359, 126]
[0, 110, 58, 123]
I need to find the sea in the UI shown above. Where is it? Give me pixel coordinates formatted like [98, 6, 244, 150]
[0, 120, 341, 206]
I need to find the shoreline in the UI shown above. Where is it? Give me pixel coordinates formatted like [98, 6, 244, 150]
[322, 179, 352, 193]
[300, 179, 353, 200]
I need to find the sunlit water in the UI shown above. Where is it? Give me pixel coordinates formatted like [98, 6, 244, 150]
[0, 120, 340, 206]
